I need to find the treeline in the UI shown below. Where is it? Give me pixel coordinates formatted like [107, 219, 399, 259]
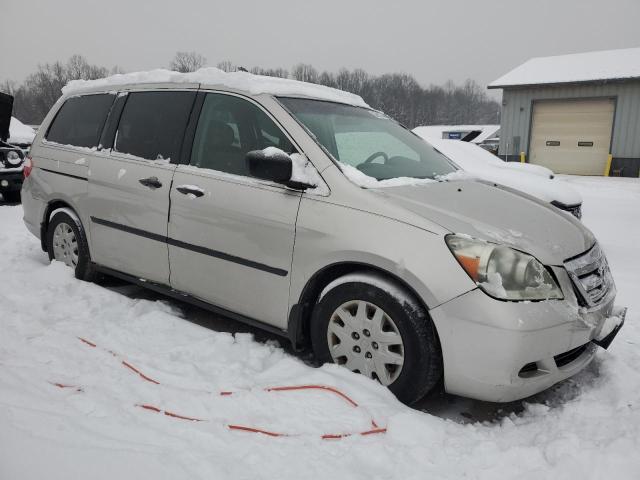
[2, 53, 500, 127]
[1, 55, 124, 125]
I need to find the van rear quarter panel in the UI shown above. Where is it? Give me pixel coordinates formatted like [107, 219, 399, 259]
[23, 98, 93, 239]
[290, 196, 477, 313]
[26, 141, 95, 237]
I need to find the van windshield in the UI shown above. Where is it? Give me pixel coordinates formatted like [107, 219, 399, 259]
[278, 97, 456, 181]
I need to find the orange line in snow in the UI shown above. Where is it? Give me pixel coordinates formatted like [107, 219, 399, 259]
[74, 337, 387, 439]
[137, 404, 204, 422]
[77, 337, 96, 347]
[121, 360, 160, 385]
[265, 385, 360, 408]
[228, 424, 286, 437]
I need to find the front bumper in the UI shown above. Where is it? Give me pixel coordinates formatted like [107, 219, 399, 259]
[430, 285, 625, 402]
[0, 170, 23, 192]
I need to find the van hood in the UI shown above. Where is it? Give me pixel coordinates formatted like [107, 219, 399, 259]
[374, 180, 594, 266]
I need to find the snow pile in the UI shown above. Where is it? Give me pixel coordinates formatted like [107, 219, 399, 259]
[489, 46, 640, 88]
[1, 176, 640, 479]
[62, 68, 368, 108]
[8, 116, 36, 145]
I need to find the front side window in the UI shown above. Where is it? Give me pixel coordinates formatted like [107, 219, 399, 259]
[114, 91, 196, 161]
[46, 94, 115, 148]
[190, 93, 295, 176]
[278, 97, 455, 182]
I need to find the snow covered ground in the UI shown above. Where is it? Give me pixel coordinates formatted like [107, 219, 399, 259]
[1, 176, 639, 479]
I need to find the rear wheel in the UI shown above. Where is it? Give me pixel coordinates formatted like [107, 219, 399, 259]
[310, 272, 443, 405]
[46, 210, 97, 281]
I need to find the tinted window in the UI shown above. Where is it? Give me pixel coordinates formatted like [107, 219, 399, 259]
[115, 91, 195, 161]
[46, 94, 115, 148]
[190, 93, 294, 176]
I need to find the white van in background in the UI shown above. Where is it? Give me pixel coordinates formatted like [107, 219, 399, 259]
[414, 134, 584, 219]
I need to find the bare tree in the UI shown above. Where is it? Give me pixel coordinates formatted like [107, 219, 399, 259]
[7, 55, 111, 124]
[291, 64, 319, 83]
[0, 80, 17, 95]
[66, 54, 108, 80]
[216, 60, 235, 72]
[250, 66, 289, 78]
[170, 51, 206, 73]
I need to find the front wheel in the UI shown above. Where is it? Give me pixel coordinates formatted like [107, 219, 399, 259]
[46, 210, 97, 281]
[310, 272, 443, 405]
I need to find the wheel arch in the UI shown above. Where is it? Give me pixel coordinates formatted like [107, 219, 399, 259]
[40, 199, 81, 252]
[287, 261, 437, 350]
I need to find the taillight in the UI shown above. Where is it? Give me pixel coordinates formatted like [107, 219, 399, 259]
[23, 156, 33, 178]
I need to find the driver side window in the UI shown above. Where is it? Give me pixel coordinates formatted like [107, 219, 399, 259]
[190, 93, 295, 176]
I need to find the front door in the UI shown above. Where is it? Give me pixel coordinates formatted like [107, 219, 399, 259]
[87, 90, 197, 284]
[168, 92, 302, 328]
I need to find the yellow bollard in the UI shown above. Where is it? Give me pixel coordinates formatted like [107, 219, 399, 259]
[519, 152, 525, 163]
[604, 154, 613, 176]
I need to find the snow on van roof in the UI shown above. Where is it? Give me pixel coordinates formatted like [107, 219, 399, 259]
[62, 67, 369, 107]
[489, 47, 640, 88]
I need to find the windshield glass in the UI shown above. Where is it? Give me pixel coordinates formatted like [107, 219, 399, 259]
[278, 97, 456, 182]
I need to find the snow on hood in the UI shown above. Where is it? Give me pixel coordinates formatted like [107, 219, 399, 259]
[374, 180, 594, 265]
[8, 117, 35, 145]
[426, 139, 582, 206]
[62, 68, 369, 108]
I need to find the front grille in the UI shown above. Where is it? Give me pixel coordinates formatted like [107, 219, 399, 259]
[564, 243, 614, 307]
[554, 344, 588, 368]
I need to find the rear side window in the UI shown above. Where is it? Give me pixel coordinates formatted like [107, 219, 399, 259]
[46, 94, 115, 148]
[114, 91, 195, 161]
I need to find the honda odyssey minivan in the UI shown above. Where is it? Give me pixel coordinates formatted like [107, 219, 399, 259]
[21, 69, 625, 404]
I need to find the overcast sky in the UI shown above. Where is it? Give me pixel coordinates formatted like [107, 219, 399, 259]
[2, 0, 639, 97]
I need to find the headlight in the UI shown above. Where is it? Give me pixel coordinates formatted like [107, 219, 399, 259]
[445, 234, 563, 301]
[6, 150, 23, 166]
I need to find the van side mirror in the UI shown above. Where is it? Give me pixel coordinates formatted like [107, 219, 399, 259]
[246, 150, 292, 183]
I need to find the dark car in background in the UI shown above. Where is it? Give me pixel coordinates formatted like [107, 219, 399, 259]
[1, 92, 34, 202]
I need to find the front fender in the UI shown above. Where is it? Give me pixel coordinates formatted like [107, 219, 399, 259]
[290, 197, 476, 312]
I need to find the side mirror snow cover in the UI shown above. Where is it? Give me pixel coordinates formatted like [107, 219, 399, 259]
[246, 149, 293, 183]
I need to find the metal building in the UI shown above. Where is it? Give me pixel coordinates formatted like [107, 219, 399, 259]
[489, 47, 640, 177]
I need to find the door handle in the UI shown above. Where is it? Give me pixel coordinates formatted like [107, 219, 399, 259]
[139, 176, 163, 189]
[176, 185, 205, 198]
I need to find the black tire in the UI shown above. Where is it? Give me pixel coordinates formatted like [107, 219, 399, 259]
[46, 210, 97, 282]
[310, 273, 443, 405]
[1, 191, 21, 203]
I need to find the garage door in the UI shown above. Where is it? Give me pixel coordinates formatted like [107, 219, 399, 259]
[529, 99, 614, 175]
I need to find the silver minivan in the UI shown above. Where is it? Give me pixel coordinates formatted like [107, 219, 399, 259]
[21, 71, 625, 404]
